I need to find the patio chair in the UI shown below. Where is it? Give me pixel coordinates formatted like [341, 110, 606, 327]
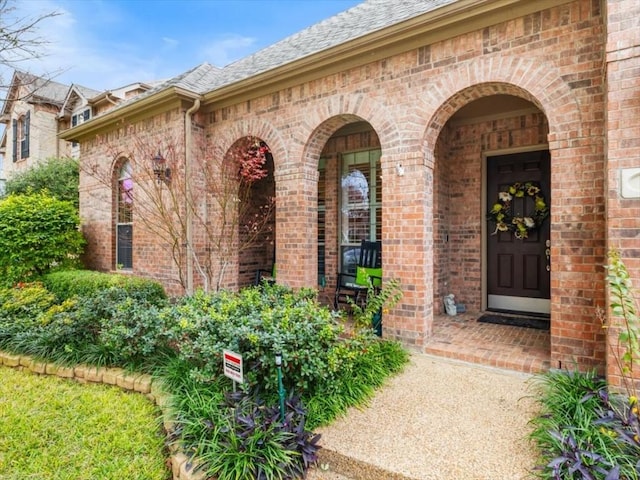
[254, 263, 276, 286]
[334, 240, 382, 310]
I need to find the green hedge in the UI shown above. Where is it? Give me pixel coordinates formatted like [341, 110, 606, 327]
[0, 192, 85, 286]
[3, 157, 79, 208]
[42, 270, 167, 304]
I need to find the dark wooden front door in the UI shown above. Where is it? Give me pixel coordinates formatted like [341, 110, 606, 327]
[487, 151, 550, 315]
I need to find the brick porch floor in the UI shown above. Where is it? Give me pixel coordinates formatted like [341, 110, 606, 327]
[423, 311, 551, 374]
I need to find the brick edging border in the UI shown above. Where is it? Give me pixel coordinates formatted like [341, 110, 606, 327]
[0, 350, 205, 480]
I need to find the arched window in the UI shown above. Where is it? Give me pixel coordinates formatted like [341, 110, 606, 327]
[116, 160, 133, 269]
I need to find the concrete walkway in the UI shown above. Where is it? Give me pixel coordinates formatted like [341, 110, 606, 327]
[307, 353, 540, 480]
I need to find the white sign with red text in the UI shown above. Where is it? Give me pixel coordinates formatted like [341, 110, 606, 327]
[223, 349, 243, 384]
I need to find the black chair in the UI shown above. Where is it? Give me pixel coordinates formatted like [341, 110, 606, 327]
[334, 240, 382, 309]
[254, 263, 276, 286]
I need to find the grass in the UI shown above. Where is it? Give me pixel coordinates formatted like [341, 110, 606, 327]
[0, 365, 169, 480]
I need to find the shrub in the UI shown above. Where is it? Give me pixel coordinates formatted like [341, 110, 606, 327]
[529, 370, 615, 479]
[42, 270, 167, 304]
[0, 279, 170, 367]
[603, 249, 640, 400]
[306, 334, 409, 428]
[96, 292, 172, 366]
[3, 157, 79, 207]
[529, 370, 640, 479]
[349, 277, 403, 334]
[0, 283, 57, 347]
[31, 287, 171, 367]
[166, 284, 344, 394]
[0, 192, 85, 287]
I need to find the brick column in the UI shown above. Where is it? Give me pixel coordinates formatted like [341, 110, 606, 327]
[274, 164, 319, 288]
[381, 152, 433, 349]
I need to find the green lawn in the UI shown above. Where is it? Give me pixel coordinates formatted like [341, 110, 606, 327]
[0, 366, 169, 480]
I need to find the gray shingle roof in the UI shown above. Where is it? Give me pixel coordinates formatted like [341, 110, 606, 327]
[74, 84, 102, 100]
[155, 62, 221, 95]
[213, 0, 456, 88]
[16, 71, 70, 105]
[100, 62, 220, 112]
[85, 0, 456, 119]
[152, 0, 455, 95]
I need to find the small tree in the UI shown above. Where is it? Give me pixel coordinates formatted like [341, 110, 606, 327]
[82, 126, 274, 293]
[196, 137, 275, 291]
[0, 192, 85, 286]
[4, 157, 79, 207]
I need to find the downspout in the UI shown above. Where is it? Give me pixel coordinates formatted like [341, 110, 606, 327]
[105, 93, 119, 106]
[185, 98, 201, 295]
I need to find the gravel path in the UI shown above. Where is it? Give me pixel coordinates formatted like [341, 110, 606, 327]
[308, 353, 540, 480]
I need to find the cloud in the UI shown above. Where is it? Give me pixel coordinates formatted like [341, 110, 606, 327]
[1, 0, 187, 90]
[162, 37, 179, 49]
[200, 34, 257, 68]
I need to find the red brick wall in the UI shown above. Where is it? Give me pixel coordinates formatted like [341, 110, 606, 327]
[79, 106, 188, 296]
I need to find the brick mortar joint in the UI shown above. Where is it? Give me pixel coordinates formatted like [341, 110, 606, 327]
[0, 350, 204, 480]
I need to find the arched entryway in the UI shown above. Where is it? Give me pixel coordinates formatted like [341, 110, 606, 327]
[427, 88, 552, 373]
[233, 137, 276, 288]
[312, 118, 382, 307]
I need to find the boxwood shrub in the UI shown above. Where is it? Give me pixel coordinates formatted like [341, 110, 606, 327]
[165, 284, 345, 395]
[42, 270, 167, 304]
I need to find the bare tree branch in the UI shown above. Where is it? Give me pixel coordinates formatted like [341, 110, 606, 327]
[0, 0, 63, 99]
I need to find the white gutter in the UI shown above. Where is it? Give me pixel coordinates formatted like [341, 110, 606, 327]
[185, 98, 201, 295]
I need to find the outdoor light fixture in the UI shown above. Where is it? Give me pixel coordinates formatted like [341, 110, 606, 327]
[275, 352, 285, 422]
[152, 151, 171, 185]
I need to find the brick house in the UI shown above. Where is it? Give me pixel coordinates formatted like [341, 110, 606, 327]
[0, 71, 73, 185]
[61, 0, 640, 383]
[0, 70, 154, 190]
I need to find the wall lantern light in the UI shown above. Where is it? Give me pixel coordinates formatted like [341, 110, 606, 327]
[152, 151, 171, 185]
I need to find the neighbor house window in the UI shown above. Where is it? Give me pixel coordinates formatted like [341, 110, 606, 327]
[116, 161, 133, 269]
[71, 108, 91, 127]
[339, 149, 381, 273]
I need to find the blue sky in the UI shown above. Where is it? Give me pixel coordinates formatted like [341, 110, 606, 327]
[7, 0, 362, 91]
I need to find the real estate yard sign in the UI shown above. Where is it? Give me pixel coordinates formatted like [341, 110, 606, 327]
[223, 349, 243, 384]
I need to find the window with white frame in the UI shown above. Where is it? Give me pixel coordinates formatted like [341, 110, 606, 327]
[71, 108, 91, 127]
[339, 149, 381, 273]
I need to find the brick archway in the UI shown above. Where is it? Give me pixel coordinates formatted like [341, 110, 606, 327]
[418, 57, 606, 373]
[214, 118, 289, 172]
[299, 93, 409, 168]
[422, 56, 583, 150]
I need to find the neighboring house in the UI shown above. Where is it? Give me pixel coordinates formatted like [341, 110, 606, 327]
[0, 70, 154, 182]
[0, 71, 70, 179]
[60, 0, 640, 386]
[58, 82, 153, 159]
[58, 84, 102, 159]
